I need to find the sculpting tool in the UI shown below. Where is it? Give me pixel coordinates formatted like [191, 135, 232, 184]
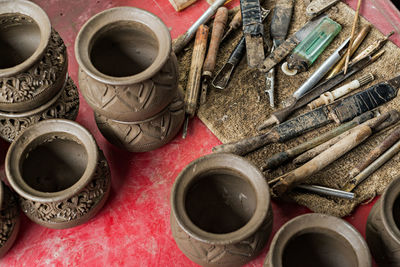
[212, 75, 400, 155]
[183, 25, 209, 138]
[296, 184, 355, 199]
[350, 31, 394, 64]
[265, 0, 294, 107]
[306, 0, 340, 17]
[344, 0, 363, 74]
[221, 8, 242, 42]
[169, 0, 198, 11]
[201, 7, 228, 104]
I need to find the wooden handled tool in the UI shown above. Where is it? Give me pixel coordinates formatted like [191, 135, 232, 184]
[183, 25, 209, 138]
[344, 0, 363, 74]
[169, 0, 197, 11]
[221, 8, 242, 42]
[200, 7, 228, 104]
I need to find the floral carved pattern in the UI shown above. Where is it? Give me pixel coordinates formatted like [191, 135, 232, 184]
[0, 185, 19, 249]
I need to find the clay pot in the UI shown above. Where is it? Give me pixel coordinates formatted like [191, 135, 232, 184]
[75, 7, 178, 122]
[264, 213, 371, 267]
[170, 153, 273, 267]
[5, 119, 111, 229]
[95, 93, 185, 152]
[0, 181, 20, 258]
[366, 177, 400, 266]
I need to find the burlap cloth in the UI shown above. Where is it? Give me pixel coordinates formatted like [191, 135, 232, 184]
[176, 1, 400, 217]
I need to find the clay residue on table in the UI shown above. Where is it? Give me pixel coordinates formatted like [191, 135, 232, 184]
[176, 1, 400, 217]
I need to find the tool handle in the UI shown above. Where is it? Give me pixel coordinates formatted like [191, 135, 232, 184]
[270, 0, 294, 46]
[240, 0, 263, 35]
[185, 25, 209, 116]
[229, 8, 242, 30]
[203, 7, 229, 75]
[227, 36, 247, 66]
[259, 35, 298, 72]
[169, 0, 197, 11]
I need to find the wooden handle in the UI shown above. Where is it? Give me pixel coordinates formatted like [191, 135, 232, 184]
[169, 0, 197, 11]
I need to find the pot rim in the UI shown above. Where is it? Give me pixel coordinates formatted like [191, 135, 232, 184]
[381, 176, 400, 244]
[0, 181, 3, 211]
[171, 153, 271, 245]
[6, 119, 99, 203]
[75, 6, 171, 86]
[268, 213, 371, 267]
[0, 0, 51, 78]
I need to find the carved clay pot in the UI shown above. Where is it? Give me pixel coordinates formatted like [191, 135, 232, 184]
[95, 93, 184, 152]
[5, 119, 111, 229]
[366, 177, 400, 266]
[264, 213, 371, 267]
[75, 7, 178, 122]
[0, 181, 20, 258]
[170, 153, 273, 267]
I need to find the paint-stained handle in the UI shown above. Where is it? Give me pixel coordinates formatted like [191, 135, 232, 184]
[259, 35, 298, 72]
[270, 0, 294, 46]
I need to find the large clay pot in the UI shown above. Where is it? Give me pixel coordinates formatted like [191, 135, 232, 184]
[5, 119, 111, 229]
[75, 7, 178, 122]
[170, 153, 273, 267]
[0, 182, 20, 258]
[264, 213, 371, 267]
[366, 177, 400, 266]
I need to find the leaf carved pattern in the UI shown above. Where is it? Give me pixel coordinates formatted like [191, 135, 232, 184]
[0, 185, 19, 248]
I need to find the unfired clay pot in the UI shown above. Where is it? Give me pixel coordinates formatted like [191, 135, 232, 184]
[95, 93, 184, 152]
[366, 177, 400, 266]
[75, 7, 178, 122]
[0, 181, 20, 258]
[6, 119, 111, 229]
[170, 153, 273, 267]
[264, 213, 371, 267]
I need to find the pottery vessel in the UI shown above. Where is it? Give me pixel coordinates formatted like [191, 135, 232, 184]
[75, 7, 179, 122]
[0, 182, 20, 258]
[0, 0, 78, 142]
[366, 177, 400, 266]
[170, 153, 273, 267]
[95, 93, 185, 152]
[6, 119, 111, 229]
[264, 213, 371, 267]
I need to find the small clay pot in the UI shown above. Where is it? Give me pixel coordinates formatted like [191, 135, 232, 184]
[0, 181, 20, 258]
[95, 93, 184, 152]
[366, 177, 400, 266]
[0, 0, 68, 112]
[170, 153, 273, 267]
[75, 7, 178, 122]
[6, 119, 111, 229]
[264, 213, 371, 267]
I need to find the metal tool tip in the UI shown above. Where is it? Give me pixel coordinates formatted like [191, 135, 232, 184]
[182, 116, 189, 139]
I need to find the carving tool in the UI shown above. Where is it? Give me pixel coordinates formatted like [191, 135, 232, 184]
[308, 73, 374, 109]
[172, 0, 226, 54]
[240, 0, 264, 68]
[169, 0, 197, 11]
[200, 7, 228, 104]
[350, 31, 394, 64]
[212, 75, 400, 155]
[258, 49, 385, 130]
[261, 111, 374, 171]
[183, 25, 209, 139]
[343, 123, 400, 192]
[221, 8, 242, 42]
[344, 0, 363, 74]
[306, 0, 340, 17]
[271, 113, 390, 197]
[259, 15, 327, 73]
[326, 25, 371, 79]
[282, 17, 342, 75]
[296, 184, 355, 199]
[265, 0, 294, 107]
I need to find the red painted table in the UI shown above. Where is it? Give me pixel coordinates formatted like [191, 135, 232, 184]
[1, 0, 399, 266]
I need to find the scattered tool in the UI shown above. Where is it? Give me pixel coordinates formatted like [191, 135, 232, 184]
[212, 75, 400, 155]
[308, 73, 374, 109]
[169, 0, 197, 11]
[344, 0, 363, 74]
[258, 49, 384, 130]
[221, 8, 242, 42]
[342, 123, 400, 191]
[265, 0, 294, 107]
[172, 0, 225, 54]
[271, 113, 390, 197]
[259, 15, 327, 73]
[350, 31, 394, 64]
[326, 25, 371, 79]
[183, 25, 209, 138]
[306, 0, 340, 17]
[261, 111, 374, 171]
[296, 184, 355, 199]
[240, 0, 264, 68]
[201, 7, 228, 104]
[282, 17, 342, 76]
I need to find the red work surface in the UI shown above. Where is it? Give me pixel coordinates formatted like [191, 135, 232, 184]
[1, 0, 400, 266]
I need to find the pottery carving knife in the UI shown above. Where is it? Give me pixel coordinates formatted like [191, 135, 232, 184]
[265, 0, 294, 107]
[212, 74, 400, 155]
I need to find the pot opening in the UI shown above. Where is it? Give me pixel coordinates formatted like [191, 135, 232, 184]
[185, 170, 257, 234]
[281, 231, 358, 267]
[90, 21, 159, 78]
[21, 135, 88, 193]
[0, 13, 41, 69]
[392, 192, 400, 232]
